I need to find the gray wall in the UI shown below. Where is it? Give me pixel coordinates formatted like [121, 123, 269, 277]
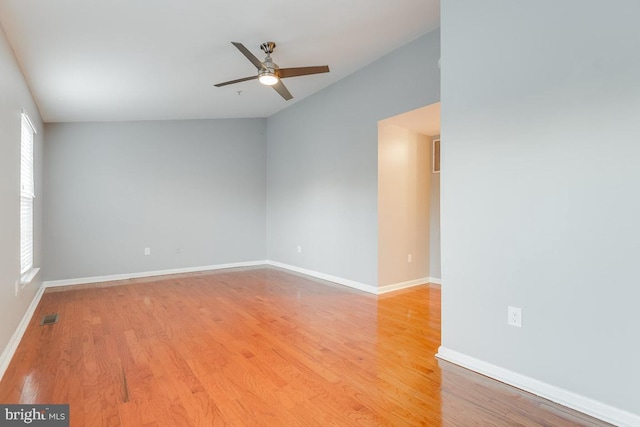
[0, 24, 43, 358]
[43, 119, 266, 281]
[266, 30, 440, 287]
[441, 0, 640, 416]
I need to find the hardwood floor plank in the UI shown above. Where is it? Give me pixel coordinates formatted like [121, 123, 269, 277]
[0, 267, 611, 426]
[117, 399, 156, 426]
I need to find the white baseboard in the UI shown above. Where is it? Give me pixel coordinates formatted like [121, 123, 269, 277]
[39, 260, 438, 298]
[41, 260, 379, 295]
[428, 276, 442, 285]
[42, 260, 268, 288]
[378, 277, 429, 294]
[41, 260, 436, 296]
[377, 276, 441, 294]
[0, 285, 46, 381]
[436, 347, 640, 427]
[266, 261, 378, 294]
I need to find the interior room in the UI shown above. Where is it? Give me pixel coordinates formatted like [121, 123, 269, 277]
[0, 1, 638, 425]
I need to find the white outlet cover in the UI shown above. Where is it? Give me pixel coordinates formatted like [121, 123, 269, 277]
[144, 247, 151, 255]
[508, 306, 523, 328]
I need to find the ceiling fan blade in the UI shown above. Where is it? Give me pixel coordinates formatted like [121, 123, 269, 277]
[278, 66, 330, 79]
[231, 42, 265, 70]
[272, 80, 293, 100]
[214, 75, 258, 87]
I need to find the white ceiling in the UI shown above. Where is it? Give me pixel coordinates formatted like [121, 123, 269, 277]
[0, 0, 439, 123]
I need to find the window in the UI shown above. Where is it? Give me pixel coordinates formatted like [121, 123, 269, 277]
[20, 112, 37, 276]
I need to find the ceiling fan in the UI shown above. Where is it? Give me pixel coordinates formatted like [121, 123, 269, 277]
[214, 42, 330, 100]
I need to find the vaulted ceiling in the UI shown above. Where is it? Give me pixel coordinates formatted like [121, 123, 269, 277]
[0, 0, 439, 123]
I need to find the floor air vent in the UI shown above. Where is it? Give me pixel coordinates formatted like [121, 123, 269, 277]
[40, 313, 59, 326]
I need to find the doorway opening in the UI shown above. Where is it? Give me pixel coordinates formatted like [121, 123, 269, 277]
[378, 102, 441, 289]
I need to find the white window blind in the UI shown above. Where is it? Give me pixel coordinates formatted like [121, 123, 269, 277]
[20, 112, 37, 275]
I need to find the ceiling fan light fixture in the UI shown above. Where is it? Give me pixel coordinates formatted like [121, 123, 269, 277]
[258, 72, 279, 86]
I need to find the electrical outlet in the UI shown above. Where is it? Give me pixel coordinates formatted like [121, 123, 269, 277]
[176, 247, 182, 254]
[297, 245, 302, 254]
[508, 306, 522, 328]
[144, 247, 151, 256]
[408, 254, 412, 263]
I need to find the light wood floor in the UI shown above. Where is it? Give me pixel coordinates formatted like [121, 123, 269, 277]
[0, 267, 609, 426]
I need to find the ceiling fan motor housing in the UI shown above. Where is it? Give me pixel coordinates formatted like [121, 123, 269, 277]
[260, 41, 276, 54]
